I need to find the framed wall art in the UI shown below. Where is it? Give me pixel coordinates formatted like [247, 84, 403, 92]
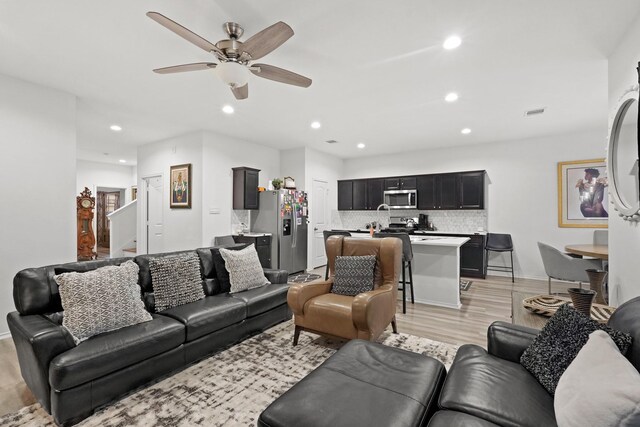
[557, 158, 608, 228]
[170, 163, 191, 209]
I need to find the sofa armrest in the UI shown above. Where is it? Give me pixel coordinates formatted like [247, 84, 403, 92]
[263, 268, 288, 284]
[7, 312, 75, 412]
[487, 321, 540, 363]
[287, 280, 333, 316]
[352, 284, 394, 333]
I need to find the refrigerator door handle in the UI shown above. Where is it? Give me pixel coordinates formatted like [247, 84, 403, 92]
[292, 212, 297, 248]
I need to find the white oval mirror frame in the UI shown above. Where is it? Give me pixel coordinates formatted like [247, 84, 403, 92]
[607, 85, 640, 221]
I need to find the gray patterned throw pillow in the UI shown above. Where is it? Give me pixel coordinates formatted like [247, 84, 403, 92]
[150, 252, 205, 311]
[219, 244, 270, 293]
[520, 303, 632, 395]
[54, 260, 152, 343]
[331, 255, 377, 296]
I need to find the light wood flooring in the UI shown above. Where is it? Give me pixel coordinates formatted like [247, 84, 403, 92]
[0, 274, 567, 417]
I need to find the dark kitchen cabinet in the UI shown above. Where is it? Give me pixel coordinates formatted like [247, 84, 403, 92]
[437, 174, 458, 209]
[458, 171, 485, 209]
[352, 180, 368, 210]
[417, 175, 437, 209]
[233, 234, 272, 268]
[384, 176, 417, 190]
[366, 178, 384, 210]
[460, 234, 486, 278]
[338, 180, 353, 210]
[232, 167, 260, 210]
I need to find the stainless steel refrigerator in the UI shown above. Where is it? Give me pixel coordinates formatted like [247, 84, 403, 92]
[251, 190, 308, 274]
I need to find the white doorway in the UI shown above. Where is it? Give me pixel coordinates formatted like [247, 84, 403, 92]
[142, 175, 164, 254]
[312, 179, 329, 268]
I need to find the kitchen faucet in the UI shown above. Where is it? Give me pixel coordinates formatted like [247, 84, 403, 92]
[376, 203, 391, 232]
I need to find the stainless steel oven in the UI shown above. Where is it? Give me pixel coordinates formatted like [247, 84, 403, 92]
[384, 190, 417, 209]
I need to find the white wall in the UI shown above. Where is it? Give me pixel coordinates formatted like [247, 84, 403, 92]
[607, 16, 640, 306]
[0, 74, 76, 334]
[76, 160, 136, 205]
[137, 132, 204, 253]
[343, 129, 607, 280]
[202, 131, 280, 246]
[281, 148, 306, 190]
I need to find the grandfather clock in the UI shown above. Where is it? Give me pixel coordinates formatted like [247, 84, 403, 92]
[77, 187, 97, 261]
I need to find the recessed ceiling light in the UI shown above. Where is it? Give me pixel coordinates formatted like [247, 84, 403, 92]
[357, 143, 366, 149]
[222, 105, 234, 114]
[443, 35, 462, 50]
[461, 128, 471, 135]
[119, 159, 127, 163]
[110, 124, 122, 132]
[310, 121, 321, 129]
[445, 92, 459, 102]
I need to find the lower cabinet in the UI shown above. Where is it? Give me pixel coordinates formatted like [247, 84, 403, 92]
[460, 235, 486, 279]
[232, 235, 272, 268]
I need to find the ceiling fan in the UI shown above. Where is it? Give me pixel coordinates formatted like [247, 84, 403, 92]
[146, 12, 312, 100]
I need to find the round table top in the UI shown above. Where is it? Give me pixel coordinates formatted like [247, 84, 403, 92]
[564, 244, 608, 260]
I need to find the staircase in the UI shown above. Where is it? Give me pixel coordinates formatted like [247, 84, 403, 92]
[107, 200, 137, 258]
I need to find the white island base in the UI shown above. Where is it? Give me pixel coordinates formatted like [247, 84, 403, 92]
[409, 237, 469, 309]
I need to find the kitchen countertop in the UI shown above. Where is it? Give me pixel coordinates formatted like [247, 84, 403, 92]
[234, 232, 272, 237]
[346, 232, 469, 247]
[337, 229, 486, 236]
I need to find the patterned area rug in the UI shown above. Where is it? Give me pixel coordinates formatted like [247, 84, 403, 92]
[460, 279, 473, 291]
[1, 320, 458, 427]
[288, 272, 322, 283]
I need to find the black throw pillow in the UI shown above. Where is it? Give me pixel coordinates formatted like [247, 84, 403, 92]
[331, 255, 377, 296]
[211, 243, 250, 293]
[520, 303, 632, 395]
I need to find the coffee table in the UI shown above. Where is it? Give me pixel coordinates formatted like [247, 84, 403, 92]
[511, 291, 548, 329]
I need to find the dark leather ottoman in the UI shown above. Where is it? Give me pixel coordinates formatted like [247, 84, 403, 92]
[259, 339, 447, 427]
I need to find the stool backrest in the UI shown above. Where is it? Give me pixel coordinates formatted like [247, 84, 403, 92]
[323, 230, 352, 243]
[486, 233, 513, 251]
[373, 232, 412, 262]
[214, 235, 236, 246]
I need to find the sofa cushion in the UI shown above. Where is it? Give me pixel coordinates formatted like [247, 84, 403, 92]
[259, 340, 446, 427]
[230, 283, 289, 318]
[211, 244, 250, 293]
[150, 253, 205, 312]
[554, 330, 640, 427]
[520, 304, 632, 395]
[49, 314, 184, 391]
[331, 255, 376, 296]
[439, 344, 557, 427]
[54, 261, 152, 343]
[428, 411, 501, 427]
[159, 294, 246, 342]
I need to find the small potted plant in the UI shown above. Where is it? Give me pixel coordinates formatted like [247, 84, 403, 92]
[271, 178, 283, 190]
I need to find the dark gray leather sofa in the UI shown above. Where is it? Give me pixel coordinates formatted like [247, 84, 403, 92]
[8, 246, 291, 426]
[428, 295, 640, 426]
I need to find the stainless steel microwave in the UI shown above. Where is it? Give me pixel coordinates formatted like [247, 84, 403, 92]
[384, 190, 417, 209]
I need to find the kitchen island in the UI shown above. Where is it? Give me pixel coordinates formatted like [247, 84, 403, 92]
[346, 231, 469, 309]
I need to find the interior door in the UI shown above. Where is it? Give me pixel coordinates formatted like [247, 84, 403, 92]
[97, 191, 121, 248]
[145, 176, 164, 254]
[312, 180, 329, 268]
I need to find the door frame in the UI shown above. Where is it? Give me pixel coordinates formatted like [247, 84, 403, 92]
[139, 173, 163, 255]
[311, 178, 329, 268]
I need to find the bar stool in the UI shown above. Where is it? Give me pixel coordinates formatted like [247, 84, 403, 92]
[374, 232, 414, 314]
[485, 233, 515, 283]
[323, 230, 352, 280]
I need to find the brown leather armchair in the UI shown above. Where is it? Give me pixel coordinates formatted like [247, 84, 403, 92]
[287, 236, 402, 344]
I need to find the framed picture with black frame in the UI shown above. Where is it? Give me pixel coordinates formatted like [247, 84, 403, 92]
[170, 163, 191, 209]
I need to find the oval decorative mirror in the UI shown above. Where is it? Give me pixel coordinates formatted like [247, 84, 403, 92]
[607, 85, 640, 221]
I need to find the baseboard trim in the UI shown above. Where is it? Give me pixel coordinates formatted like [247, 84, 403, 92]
[0, 331, 11, 340]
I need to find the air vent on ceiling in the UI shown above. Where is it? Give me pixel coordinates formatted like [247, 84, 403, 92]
[524, 108, 545, 117]
[325, 139, 339, 144]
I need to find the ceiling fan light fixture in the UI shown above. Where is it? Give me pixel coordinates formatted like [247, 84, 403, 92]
[216, 61, 249, 88]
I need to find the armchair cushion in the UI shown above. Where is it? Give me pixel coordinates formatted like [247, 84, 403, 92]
[520, 304, 632, 395]
[331, 255, 376, 296]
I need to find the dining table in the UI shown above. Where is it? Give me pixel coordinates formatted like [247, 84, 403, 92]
[564, 244, 608, 260]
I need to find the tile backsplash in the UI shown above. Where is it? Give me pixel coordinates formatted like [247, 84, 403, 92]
[334, 209, 487, 233]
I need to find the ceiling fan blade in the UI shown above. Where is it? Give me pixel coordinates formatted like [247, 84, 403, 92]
[242, 22, 293, 60]
[250, 64, 312, 88]
[147, 12, 224, 57]
[153, 62, 216, 74]
[231, 84, 248, 100]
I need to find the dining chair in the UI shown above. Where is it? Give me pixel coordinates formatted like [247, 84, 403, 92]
[537, 242, 602, 294]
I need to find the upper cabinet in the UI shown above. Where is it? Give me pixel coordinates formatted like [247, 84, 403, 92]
[340, 171, 485, 211]
[232, 167, 260, 210]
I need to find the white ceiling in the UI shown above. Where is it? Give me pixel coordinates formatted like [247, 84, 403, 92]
[1, 0, 639, 165]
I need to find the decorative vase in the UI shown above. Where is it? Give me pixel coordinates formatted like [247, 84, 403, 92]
[586, 269, 608, 305]
[568, 288, 596, 317]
